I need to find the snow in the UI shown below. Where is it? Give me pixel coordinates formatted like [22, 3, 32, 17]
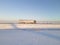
[0, 29, 60, 45]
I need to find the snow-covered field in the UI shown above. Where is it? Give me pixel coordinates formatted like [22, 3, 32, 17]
[16, 24, 60, 29]
[0, 24, 60, 45]
[0, 24, 13, 29]
[0, 30, 60, 45]
[0, 24, 60, 29]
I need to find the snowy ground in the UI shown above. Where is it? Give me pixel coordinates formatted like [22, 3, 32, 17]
[0, 24, 60, 45]
[0, 30, 60, 45]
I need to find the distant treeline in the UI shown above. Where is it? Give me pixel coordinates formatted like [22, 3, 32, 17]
[37, 21, 60, 24]
[0, 21, 60, 24]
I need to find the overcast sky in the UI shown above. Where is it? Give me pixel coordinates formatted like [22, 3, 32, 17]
[0, 0, 60, 21]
